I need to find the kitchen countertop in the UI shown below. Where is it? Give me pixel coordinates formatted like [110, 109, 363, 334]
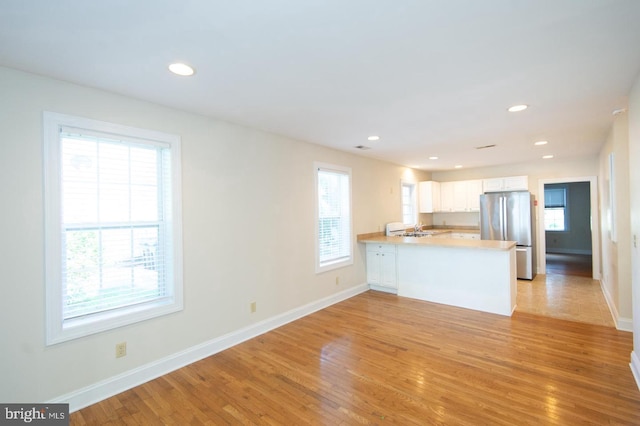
[359, 235, 516, 251]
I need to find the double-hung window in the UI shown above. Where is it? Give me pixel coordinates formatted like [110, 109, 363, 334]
[401, 181, 417, 226]
[44, 112, 183, 345]
[315, 163, 353, 273]
[544, 187, 567, 231]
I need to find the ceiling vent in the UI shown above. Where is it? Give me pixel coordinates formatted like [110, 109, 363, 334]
[475, 144, 497, 150]
[354, 145, 371, 150]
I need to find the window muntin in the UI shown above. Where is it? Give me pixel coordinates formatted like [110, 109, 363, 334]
[44, 112, 183, 344]
[315, 163, 352, 273]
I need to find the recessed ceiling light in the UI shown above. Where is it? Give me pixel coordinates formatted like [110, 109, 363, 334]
[168, 63, 195, 76]
[367, 135, 380, 141]
[542, 155, 554, 159]
[508, 104, 528, 112]
[534, 140, 548, 146]
[429, 156, 439, 160]
[454, 165, 463, 169]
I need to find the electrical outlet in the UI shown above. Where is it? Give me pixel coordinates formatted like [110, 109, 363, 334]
[250, 302, 256, 313]
[115, 342, 127, 358]
[335, 276, 340, 285]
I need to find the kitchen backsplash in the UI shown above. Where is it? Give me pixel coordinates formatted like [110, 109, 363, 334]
[433, 212, 480, 228]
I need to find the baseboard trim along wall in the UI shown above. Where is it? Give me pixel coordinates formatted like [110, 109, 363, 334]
[50, 283, 370, 413]
[600, 278, 633, 332]
[630, 351, 640, 391]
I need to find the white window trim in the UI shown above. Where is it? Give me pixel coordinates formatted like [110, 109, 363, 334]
[314, 162, 353, 274]
[43, 112, 184, 345]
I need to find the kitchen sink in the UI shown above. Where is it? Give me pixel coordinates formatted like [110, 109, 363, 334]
[401, 232, 432, 238]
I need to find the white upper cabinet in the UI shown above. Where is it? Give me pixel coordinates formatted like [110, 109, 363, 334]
[418, 181, 441, 213]
[438, 180, 482, 212]
[439, 182, 455, 212]
[482, 175, 528, 193]
[466, 180, 483, 211]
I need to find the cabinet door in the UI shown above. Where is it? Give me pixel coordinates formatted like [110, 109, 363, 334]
[482, 178, 504, 193]
[440, 182, 454, 212]
[418, 181, 440, 213]
[503, 175, 528, 191]
[366, 248, 381, 285]
[452, 181, 468, 211]
[379, 249, 397, 288]
[466, 180, 483, 211]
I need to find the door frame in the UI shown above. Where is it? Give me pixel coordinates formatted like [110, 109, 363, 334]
[537, 176, 600, 279]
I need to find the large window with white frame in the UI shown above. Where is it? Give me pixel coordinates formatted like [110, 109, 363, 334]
[44, 112, 183, 345]
[315, 163, 353, 273]
[401, 181, 417, 226]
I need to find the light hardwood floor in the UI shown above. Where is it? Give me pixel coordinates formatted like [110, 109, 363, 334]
[70, 288, 640, 425]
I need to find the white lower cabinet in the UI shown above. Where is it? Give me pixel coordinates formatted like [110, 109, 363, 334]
[451, 232, 480, 240]
[366, 244, 397, 292]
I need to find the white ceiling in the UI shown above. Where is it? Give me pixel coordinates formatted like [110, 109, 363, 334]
[2, 0, 640, 171]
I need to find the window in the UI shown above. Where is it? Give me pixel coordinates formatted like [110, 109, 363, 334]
[401, 181, 417, 225]
[315, 163, 353, 273]
[44, 112, 183, 345]
[544, 187, 567, 231]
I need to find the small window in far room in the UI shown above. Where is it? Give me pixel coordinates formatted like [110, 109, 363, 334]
[401, 182, 417, 226]
[544, 187, 567, 231]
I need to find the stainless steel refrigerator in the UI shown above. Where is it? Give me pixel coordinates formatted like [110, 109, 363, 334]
[480, 191, 536, 280]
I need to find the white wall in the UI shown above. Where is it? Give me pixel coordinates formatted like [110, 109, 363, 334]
[628, 71, 640, 387]
[598, 112, 632, 328]
[0, 66, 430, 404]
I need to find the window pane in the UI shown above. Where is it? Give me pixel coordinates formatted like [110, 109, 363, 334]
[62, 137, 98, 224]
[63, 226, 162, 319]
[317, 168, 351, 267]
[60, 131, 167, 319]
[402, 183, 415, 225]
[545, 188, 566, 208]
[544, 207, 565, 231]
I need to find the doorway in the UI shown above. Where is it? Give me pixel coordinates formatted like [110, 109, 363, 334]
[543, 182, 593, 277]
[537, 176, 600, 280]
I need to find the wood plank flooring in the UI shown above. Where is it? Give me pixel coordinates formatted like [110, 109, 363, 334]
[517, 274, 615, 327]
[70, 291, 640, 425]
[546, 253, 593, 277]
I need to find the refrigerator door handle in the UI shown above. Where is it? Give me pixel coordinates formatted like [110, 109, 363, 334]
[500, 196, 507, 240]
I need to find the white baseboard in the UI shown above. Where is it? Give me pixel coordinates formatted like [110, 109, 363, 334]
[368, 284, 398, 294]
[600, 279, 633, 332]
[50, 283, 369, 413]
[545, 249, 592, 255]
[630, 351, 640, 391]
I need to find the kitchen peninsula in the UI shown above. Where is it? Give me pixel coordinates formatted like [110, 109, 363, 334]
[359, 234, 517, 316]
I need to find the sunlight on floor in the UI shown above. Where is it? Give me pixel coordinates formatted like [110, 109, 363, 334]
[516, 274, 614, 327]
